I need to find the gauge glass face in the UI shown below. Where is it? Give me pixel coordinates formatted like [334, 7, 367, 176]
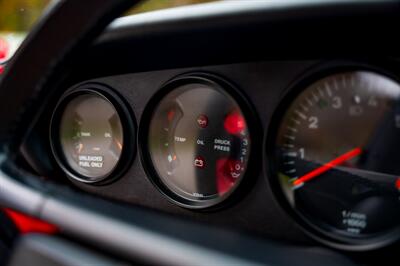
[148, 81, 251, 206]
[58, 92, 123, 182]
[274, 71, 400, 240]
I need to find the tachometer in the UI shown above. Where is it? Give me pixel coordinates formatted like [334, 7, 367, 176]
[142, 75, 254, 208]
[270, 70, 400, 248]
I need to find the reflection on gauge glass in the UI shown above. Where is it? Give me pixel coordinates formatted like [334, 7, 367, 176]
[273, 70, 400, 244]
[55, 91, 124, 182]
[147, 77, 251, 208]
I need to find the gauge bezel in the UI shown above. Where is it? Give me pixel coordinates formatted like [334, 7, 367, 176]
[50, 83, 136, 185]
[139, 73, 260, 210]
[265, 61, 400, 251]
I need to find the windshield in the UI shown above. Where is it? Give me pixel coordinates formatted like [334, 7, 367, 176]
[0, 0, 217, 64]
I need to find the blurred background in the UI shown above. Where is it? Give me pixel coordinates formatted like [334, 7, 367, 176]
[0, 0, 216, 63]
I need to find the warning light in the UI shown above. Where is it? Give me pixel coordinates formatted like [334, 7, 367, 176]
[216, 158, 242, 195]
[197, 114, 208, 128]
[167, 109, 176, 122]
[194, 156, 205, 169]
[224, 112, 246, 135]
[0, 37, 9, 60]
[396, 178, 400, 190]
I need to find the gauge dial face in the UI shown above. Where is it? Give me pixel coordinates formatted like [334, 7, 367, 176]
[57, 92, 124, 182]
[273, 71, 400, 242]
[147, 79, 251, 207]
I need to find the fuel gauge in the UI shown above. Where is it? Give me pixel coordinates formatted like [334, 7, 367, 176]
[51, 85, 133, 183]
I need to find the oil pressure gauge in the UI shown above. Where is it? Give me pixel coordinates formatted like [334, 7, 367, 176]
[141, 75, 256, 209]
[51, 85, 134, 183]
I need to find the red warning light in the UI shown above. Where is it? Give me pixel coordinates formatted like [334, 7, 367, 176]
[0, 37, 9, 60]
[396, 178, 400, 190]
[0, 65, 4, 75]
[224, 112, 246, 135]
[167, 109, 175, 122]
[216, 158, 242, 195]
[197, 114, 208, 128]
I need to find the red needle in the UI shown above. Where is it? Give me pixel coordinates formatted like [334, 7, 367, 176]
[396, 178, 400, 190]
[293, 147, 362, 186]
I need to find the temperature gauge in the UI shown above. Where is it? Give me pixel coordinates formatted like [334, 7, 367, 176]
[142, 75, 253, 208]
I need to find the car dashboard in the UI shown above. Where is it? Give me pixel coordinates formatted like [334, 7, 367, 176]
[4, 1, 400, 265]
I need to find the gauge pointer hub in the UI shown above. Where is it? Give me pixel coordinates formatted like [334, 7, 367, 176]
[293, 147, 362, 186]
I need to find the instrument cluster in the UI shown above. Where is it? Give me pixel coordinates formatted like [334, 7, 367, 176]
[49, 62, 400, 250]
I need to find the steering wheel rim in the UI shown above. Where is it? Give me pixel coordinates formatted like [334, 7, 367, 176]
[0, 0, 135, 156]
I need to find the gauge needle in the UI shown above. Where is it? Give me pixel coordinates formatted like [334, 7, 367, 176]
[293, 147, 362, 186]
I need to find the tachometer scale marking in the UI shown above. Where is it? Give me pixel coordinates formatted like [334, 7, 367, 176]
[306, 98, 313, 106]
[317, 87, 325, 98]
[294, 110, 307, 120]
[291, 118, 301, 125]
[325, 83, 333, 97]
[312, 92, 319, 102]
[300, 103, 309, 111]
[284, 134, 296, 141]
